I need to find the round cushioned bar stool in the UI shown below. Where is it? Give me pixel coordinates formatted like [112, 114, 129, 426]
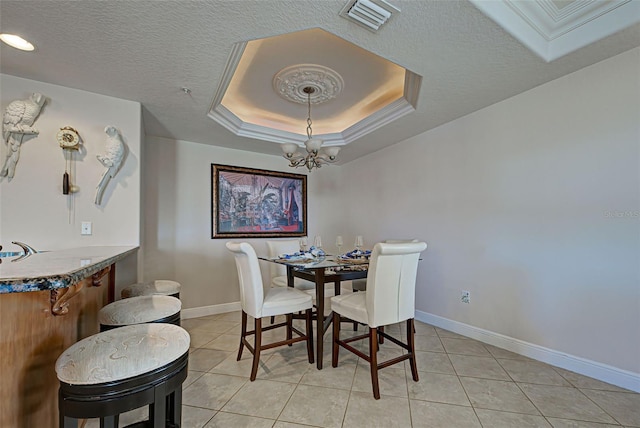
[56, 323, 190, 428]
[99, 295, 182, 331]
[121, 280, 181, 299]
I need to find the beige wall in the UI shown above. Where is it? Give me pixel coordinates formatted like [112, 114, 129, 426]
[339, 48, 640, 380]
[142, 136, 341, 312]
[0, 74, 142, 249]
[0, 74, 142, 288]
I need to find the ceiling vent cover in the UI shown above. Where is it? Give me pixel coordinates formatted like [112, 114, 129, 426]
[340, 0, 400, 32]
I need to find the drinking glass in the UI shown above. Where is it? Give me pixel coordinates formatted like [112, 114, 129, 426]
[335, 235, 343, 255]
[355, 235, 364, 253]
[300, 237, 308, 252]
[314, 235, 322, 249]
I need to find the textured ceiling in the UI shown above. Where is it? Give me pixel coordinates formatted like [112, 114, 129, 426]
[1, 0, 639, 165]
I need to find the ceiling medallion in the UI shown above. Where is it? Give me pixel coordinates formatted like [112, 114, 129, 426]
[273, 64, 344, 105]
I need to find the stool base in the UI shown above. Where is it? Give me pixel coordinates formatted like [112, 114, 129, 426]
[59, 352, 187, 428]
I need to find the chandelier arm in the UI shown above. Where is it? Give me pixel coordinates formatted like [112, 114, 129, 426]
[314, 154, 338, 165]
[289, 158, 307, 168]
[282, 152, 305, 168]
[283, 152, 304, 161]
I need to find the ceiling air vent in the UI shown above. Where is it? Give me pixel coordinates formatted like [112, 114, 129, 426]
[340, 0, 400, 32]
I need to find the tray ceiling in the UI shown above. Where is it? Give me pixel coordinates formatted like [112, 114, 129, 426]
[1, 1, 638, 165]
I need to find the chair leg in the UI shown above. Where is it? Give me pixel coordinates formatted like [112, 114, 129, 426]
[166, 385, 183, 425]
[286, 313, 293, 346]
[305, 308, 314, 364]
[271, 315, 275, 324]
[369, 327, 380, 399]
[407, 319, 419, 382]
[332, 311, 340, 368]
[237, 311, 247, 361]
[150, 383, 167, 428]
[63, 416, 78, 428]
[352, 289, 358, 331]
[250, 317, 262, 381]
[166, 392, 174, 423]
[378, 326, 384, 344]
[100, 415, 117, 428]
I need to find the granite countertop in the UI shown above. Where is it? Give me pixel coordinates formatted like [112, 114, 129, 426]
[0, 246, 138, 294]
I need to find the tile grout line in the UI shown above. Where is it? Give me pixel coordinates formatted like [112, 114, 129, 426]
[549, 364, 630, 425]
[186, 314, 637, 428]
[452, 340, 491, 427]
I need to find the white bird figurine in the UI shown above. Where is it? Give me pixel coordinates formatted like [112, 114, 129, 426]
[1, 93, 47, 180]
[94, 125, 126, 205]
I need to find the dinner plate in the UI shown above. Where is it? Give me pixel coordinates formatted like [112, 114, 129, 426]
[279, 254, 309, 262]
[338, 256, 369, 264]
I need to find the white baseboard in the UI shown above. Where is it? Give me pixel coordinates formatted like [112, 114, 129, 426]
[415, 310, 640, 393]
[182, 301, 241, 319]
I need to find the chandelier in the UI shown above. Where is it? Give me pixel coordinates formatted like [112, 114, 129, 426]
[281, 87, 340, 172]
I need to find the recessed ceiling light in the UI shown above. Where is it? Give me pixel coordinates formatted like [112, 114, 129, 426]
[0, 33, 35, 51]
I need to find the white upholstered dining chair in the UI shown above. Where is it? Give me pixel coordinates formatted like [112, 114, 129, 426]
[351, 239, 419, 292]
[266, 239, 315, 291]
[331, 241, 427, 399]
[226, 242, 314, 381]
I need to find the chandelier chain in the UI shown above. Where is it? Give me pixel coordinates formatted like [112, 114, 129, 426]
[306, 89, 313, 140]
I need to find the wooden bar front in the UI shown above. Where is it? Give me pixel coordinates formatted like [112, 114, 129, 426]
[0, 274, 109, 427]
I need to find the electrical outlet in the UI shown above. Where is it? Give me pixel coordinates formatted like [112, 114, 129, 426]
[81, 221, 92, 235]
[461, 290, 470, 304]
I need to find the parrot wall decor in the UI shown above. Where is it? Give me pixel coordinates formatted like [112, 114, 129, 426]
[1, 93, 47, 181]
[95, 125, 126, 205]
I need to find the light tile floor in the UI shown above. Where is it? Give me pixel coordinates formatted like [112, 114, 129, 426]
[86, 311, 640, 427]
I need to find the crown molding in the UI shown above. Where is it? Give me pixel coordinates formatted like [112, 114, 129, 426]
[470, 0, 640, 62]
[342, 97, 415, 143]
[209, 41, 246, 111]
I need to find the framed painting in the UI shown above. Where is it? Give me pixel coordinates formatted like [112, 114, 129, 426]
[211, 164, 307, 238]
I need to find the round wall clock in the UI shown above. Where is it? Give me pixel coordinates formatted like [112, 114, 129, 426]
[57, 126, 81, 150]
[57, 126, 81, 196]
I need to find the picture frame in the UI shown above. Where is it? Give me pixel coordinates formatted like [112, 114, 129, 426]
[211, 164, 307, 239]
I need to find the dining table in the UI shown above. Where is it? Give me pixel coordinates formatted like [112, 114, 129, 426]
[260, 254, 369, 369]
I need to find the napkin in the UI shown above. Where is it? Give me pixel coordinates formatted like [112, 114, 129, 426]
[279, 251, 312, 261]
[310, 246, 325, 257]
[279, 246, 325, 260]
[342, 249, 371, 259]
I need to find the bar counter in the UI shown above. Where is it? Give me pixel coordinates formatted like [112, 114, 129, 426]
[0, 246, 138, 427]
[0, 245, 138, 293]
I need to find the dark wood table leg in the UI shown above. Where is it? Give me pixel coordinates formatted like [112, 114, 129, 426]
[285, 267, 369, 369]
[314, 268, 326, 369]
[287, 265, 295, 288]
